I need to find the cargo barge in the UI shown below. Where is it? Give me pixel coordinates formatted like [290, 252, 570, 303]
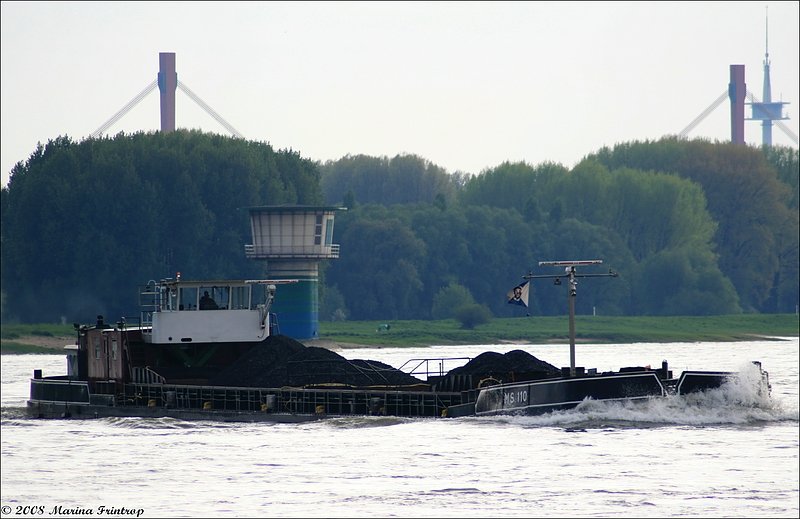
[27, 263, 770, 422]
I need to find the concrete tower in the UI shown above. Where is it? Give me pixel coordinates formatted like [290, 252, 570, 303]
[244, 206, 345, 340]
[729, 64, 746, 145]
[158, 52, 177, 133]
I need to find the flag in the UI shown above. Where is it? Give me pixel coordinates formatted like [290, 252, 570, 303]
[506, 281, 530, 308]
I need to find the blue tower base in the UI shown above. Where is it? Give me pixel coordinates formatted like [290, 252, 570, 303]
[270, 275, 319, 340]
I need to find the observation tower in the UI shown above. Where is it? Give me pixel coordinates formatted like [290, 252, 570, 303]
[245, 206, 345, 339]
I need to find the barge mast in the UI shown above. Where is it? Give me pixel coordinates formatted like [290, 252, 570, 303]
[524, 260, 618, 376]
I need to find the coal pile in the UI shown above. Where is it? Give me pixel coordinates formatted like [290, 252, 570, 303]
[209, 335, 425, 388]
[447, 349, 561, 382]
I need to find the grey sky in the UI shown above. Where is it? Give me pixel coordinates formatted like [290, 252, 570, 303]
[2, 1, 798, 188]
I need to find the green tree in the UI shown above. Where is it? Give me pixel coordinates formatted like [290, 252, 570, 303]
[454, 303, 493, 329]
[633, 247, 740, 315]
[460, 161, 568, 214]
[764, 145, 799, 209]
[320, 153, 460, 206]
[329, 206, 427, 320]
[431, 282, 476, 319]
[319, 285, 348, 321]
[592, 138, 793, 312]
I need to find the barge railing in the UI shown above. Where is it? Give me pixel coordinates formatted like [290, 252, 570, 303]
[91, 382, 461, 418]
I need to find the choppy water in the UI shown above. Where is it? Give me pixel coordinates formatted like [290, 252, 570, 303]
[2, 338, 798, 518]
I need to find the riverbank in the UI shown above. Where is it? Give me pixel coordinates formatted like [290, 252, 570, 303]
[316, 314, 799, 348]
[2, 314, 798, 354]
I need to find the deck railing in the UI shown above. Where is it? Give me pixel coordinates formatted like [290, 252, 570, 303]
[114, 382, 460, 417]
[244, 244, 340, 259]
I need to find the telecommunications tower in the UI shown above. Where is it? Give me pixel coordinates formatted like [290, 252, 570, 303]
[747, 8, 789, 146]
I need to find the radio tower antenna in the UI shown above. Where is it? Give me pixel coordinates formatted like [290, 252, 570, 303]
[747, 5, 791, 146]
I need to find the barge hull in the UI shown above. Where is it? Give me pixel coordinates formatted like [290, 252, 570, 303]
[474, 371, 667, 416]
[27, 377, 462, 421]
[26, 401, 322, 423]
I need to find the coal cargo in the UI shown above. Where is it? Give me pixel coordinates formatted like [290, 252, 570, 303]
[209, 335, 425, 388]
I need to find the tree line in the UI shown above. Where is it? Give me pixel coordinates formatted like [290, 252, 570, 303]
[1, 130, 323, 322]
[1, 130, 797, 324]
[318, 139, 798, 319]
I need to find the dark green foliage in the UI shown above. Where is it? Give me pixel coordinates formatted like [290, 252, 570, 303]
[1, 130, 322, 323]
[591, 138, 798, 313]
[460, 161, 567, 212]
[764, 146, 799, 209]
[319, 153, 463, 206]
[319, 285, 348, 322]
[329, 205, 427, 320]
[2, 133, 794, 324]
[454, 303, 493, 329]
[322, 139, 793, 319]
[431, 282, 476, 320]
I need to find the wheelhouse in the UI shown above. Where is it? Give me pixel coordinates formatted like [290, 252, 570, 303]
[139, 278, 283, 344]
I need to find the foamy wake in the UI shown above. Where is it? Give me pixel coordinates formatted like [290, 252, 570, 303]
[479, 361, 798, 428]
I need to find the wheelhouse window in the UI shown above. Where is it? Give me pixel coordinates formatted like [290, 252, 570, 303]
[230, 285, 250, 310]
[160, 286, 175, 311]
[179, 287, 198, 311]
[200, 286, 229, 310]
[251, 283, 267, 307]
[174, 284, 246, 310]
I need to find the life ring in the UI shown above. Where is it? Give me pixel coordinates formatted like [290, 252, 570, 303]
[477, 377, 501, 388]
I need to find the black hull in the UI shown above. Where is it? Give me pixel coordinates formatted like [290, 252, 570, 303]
[26, 400, 321, 423]
[28, 366, 769, 421]
[474, 372, 666, 416]
[675, 371, 732, 394]
[27, 377, 461, 421]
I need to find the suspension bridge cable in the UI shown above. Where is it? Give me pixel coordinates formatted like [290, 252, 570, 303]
[177, 80, 244, 139]
[90, 79, 158, 138]
[774, 120, 799, 145]
[678, 90, 728, 139]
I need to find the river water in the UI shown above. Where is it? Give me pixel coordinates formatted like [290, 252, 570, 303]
[1, 338, 798, 518]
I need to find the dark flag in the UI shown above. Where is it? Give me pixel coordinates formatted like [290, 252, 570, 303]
[506, 281, 530, 308]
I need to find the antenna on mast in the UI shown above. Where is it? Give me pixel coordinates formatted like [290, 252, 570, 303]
[525, 259, 618, 377]
[765, 5, 769, 62]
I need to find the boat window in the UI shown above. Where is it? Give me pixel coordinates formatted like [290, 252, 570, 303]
[251, 283, 267, 306]
[200, 286, 229, 310]
[161, 286, 174, 311]
[216, 286, 230, 309]
[94, 337, 101, 360]
[230, 285, 250, 310]
[111, 338, 118, 361]
[180, 287, 198, 311]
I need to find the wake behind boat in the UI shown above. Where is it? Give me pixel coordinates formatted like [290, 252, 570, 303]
[27, 261, 770, 421]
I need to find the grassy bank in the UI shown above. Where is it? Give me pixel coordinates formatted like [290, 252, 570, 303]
[2, 314, 798, 354]
[1, 323, 76, 354]
[318, 314, 799, 347]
